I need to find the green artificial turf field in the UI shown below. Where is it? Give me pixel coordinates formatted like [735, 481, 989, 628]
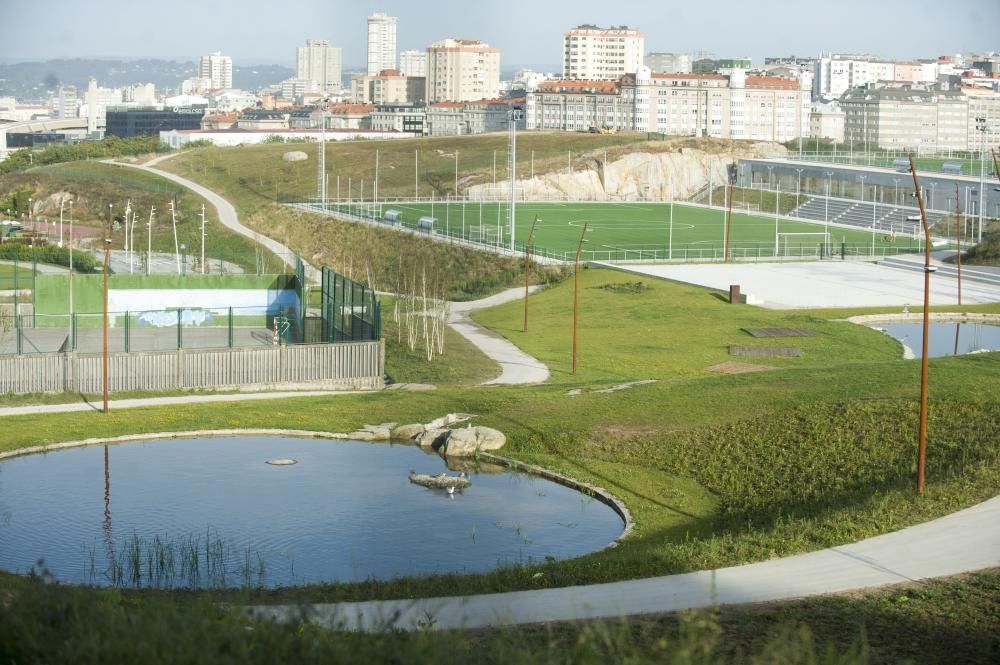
[314, 200, 923, 261]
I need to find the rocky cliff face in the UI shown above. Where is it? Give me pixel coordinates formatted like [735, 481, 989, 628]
[467, 142, 787, 202]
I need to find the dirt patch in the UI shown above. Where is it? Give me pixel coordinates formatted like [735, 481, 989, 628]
[705, 362, 779, 374]
[596, 281, 651, 294]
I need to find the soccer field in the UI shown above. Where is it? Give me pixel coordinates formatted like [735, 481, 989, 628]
[317, 200, 923, 261]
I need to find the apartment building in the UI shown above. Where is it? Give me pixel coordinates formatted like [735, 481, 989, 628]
[563, 25, 644, 80]
[351, 70, 425, 105]
[839, 83, 998, 151]
[369, 104, 426, 133]
[296, 39, 343, 94]
[367, 13, 397, 75]
[809, 102, 845, 142]
[525, 67, 810, 142]
[399, 50, 427, 77]
[814, 54, 894, 100]
[198, 51, 233, 89]
[426, 39, 501, 102]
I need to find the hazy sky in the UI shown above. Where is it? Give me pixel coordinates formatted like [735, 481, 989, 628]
[3, 0, 998, 68]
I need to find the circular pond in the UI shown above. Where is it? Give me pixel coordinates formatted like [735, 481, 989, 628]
[0, 436, 624, 588]
[872, 322, 1000, 358]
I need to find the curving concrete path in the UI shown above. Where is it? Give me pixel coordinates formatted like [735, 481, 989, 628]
[248, 494, 1000, 631]
[110, 157, 320, 283]
[449, 286, 550, 384]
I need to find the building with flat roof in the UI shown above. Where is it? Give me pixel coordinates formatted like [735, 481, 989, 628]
[367, 13, 397, 75]
[199, 51, 233, 89]
[814, 54, 895, 100]
[351, 70, 425, 105]
[296, 39, 343, 94]
[426, 39, 501, 102]
[644, 53, 692, 74]
[106, 107, 205, 137]
[563, 25, 644, 80]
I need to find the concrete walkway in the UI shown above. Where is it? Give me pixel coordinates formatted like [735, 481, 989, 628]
[110, 158, 321, 283]
[0, 390, 359, 418]
[248, 494, 1000, 631]
[449, 286, 550, 384]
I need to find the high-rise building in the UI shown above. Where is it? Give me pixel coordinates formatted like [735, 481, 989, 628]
[813, 54, 895, 100]
[399, 49, 427, 77]
[296, 39, 343, 94]
[53, 86, 78, 119]
[198, 51, 233, 89]
[367, 13, 397, 75]
[562, 25, 644, 80]
[426, 39, 501, 102]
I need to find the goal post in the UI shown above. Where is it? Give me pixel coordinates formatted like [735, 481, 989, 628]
[776, 232, 832, 258]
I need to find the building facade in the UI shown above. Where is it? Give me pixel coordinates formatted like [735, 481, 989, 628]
[814, 55, 894, 100]
[426, 39, 501, 102]
[296, 39, 343, 94]
[838, 83, 1000, 151]
[369, 104, 426, 134]
[809, 102, 845, 142]
[351, 70, 425, 105]
[367, 13, 397, 75]
[106, 107, 205, 137]
[525, 68, 810, 142]
[198, 51, 233, 89]
[563, 25, 643, 80]
[399, 50, 427, 77]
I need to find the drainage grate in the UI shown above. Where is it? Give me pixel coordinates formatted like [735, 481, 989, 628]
[743, 328, 817, 338]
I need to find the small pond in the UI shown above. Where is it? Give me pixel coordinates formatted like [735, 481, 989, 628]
[0, 436, 624, 588]
[872, 322, 1000, 358]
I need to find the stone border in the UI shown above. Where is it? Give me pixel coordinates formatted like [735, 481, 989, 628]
[479, 453, 634, 548]
[0, 429, 633, 548]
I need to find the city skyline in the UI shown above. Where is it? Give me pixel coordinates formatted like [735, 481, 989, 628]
[3, 0, 998, 68]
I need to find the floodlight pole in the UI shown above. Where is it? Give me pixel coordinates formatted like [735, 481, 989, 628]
[909, 154, 933, 494]
[102, 236, 112, 414]
[954, 184, 962, 356]
[572, 223, 589, 375]
[523, 215, 539, 332]
[724, 176, 734, 262]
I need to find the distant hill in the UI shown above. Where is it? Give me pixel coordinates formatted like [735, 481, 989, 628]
[0, 58, 294, 101]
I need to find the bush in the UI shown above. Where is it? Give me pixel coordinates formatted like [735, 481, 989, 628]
[0, 243, 97, 272]
[0, 136, 171, 176]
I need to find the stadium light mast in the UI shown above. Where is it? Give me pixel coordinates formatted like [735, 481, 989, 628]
[909, 154, 934, 494]
[509, 107, 518, 252]
[975, 116, 987, 243]
[572, 223, 589, 375]
[523, 215, 540, 332]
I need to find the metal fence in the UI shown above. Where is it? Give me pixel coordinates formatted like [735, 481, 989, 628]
[318, 267, 381, 343]
[0, 342, 384, 395]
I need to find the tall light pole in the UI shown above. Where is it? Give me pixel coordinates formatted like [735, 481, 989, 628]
[975, 116, 987, 243]
[523, 215, 540, 332]
[908, 154, 934, 494]
[102, 236, 112, 414]
[572, 223, 589, 376]
[795, 168, 803, 212]
[68, 200, 74, 317]
[825, 171, 833, 227]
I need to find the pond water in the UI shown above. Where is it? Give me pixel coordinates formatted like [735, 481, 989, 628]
[873, 322, 1000, 358]
[0, 436, 623, 588]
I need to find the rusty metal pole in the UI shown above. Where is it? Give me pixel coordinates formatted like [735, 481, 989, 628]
[102, 237, 111, 414]
[523, 215, 540, 332]
[909, 154, 932, 493]
[572, 223, 589, 375]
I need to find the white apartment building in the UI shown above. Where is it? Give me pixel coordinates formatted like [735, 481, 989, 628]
[198, 51, 233, 89]
[122, 83, 156, 105]
[814, 54, 894, 100]
[367, 13, 397, 75]
[426, 39, 501, 102]
[644, 52, 693, 74]
[526, 67, 810, 142]
[563, 25, 644, 80]
[52, 86, 79, 119]
[399, 50, 427, 77]
[296, 39, 343, 94]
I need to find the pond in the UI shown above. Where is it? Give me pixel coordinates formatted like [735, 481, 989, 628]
[0, 436, 624, 589]
[873, 322, 1000, 358]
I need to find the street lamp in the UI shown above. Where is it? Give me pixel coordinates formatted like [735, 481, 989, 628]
[975, 116, 987, 243]
[825, 171, 833, 226]
[908, 154, 933, 494]
[795, 168, 804, 213]
[102, 236, 112, 414]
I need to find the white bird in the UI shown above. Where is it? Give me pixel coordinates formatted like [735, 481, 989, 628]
[446, 486, 456, 495]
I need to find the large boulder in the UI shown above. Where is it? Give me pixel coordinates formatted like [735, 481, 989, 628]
[347, 423, 394, 441]
[473, 426, 506, 451]
[441, 428, 478, 456]
[424, 413, 475, 429]
[416, 428, 451, 451]
[282, 151, 308, 162]
[392, 423, 425, 441]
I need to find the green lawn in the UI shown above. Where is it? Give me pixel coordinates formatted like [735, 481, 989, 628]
[317, 200, 922, 261]
[0, 263, 34, 290]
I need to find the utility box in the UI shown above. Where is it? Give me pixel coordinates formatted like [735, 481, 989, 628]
[729, 284, 741, 304]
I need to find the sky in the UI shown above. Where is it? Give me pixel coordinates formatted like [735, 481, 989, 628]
[2, 0, 998, 68]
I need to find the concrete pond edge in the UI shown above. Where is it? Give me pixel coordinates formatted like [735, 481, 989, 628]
[0, 427, 634, 548]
